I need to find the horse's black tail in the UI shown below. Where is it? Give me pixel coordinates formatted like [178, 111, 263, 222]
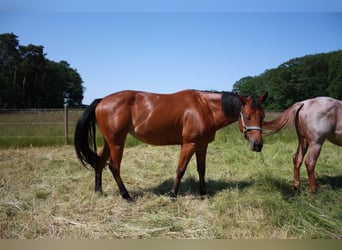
[74, 98, 103, 168]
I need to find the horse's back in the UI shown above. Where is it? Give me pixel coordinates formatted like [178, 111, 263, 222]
[299, 97, 341, 122]
[299, 97, 342, 145]
[95, 90, 206, 145]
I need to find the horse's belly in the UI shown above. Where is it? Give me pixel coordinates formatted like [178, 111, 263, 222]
[327, 133, 342, 146]
[130, 127, 183, 145]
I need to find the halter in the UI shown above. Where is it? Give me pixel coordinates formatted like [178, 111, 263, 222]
[240, 111, 262, 137]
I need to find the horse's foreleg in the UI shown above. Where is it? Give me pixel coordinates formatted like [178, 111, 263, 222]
[293, 138, 308, 191]
[170, 143, 196, 197]
[196, 145, 208, 196]
[305, 142, 322, 193]
[108, 144, 132, 201]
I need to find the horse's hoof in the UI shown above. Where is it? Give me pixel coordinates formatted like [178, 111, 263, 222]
[293, 186, 303, 196]
[167, 190, 178, 199]
[125, 197, 134, 203]
[199, 189, 207, 196]
[95, 188, 103, 194]
[122, 193, 134, 202]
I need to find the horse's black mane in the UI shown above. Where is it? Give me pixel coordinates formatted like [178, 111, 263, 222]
[197, 89, 260, 119]
[221, 92, 241, 119]
[196, 90, 241, 119]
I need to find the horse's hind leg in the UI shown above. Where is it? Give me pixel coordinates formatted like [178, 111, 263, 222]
[107, 143, 132, 201]
[293, 137, 308, 191]
[94, 142, 110, 193]
[305, 142, 322, 193]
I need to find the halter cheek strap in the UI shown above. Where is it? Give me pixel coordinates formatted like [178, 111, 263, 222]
[240, 112, 262, 136]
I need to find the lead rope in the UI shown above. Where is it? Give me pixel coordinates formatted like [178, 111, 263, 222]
[259, 151, 268, 167]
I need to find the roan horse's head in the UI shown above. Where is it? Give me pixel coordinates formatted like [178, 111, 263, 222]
[238, 93, 268, 152]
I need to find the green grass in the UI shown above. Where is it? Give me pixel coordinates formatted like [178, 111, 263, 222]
[1, 123, 341, 239]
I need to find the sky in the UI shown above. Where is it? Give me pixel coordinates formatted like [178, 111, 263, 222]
[1, 1, 342, 104]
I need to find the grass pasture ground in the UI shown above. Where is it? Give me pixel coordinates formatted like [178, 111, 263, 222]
[1, 121, 342, 239]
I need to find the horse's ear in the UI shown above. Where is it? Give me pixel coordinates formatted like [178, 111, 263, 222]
[259, 92, 268, 103]
[237, 95, 247, 105]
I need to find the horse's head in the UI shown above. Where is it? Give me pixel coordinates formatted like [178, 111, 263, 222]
[238, 93, 267, 152]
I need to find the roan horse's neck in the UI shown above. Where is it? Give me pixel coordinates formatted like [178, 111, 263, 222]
[199, 91, 240, 130]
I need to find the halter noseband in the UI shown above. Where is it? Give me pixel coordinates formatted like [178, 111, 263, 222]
[240, 111, 262, 136]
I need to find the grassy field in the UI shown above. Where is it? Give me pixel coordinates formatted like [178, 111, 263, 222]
[1, 122, 342, 239]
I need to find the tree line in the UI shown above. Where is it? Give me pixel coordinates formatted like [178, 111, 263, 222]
[0, 33, 84, 108]
[233, 50, 342, 110]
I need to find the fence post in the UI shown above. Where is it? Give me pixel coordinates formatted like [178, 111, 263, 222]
[64, 104, 69, 145]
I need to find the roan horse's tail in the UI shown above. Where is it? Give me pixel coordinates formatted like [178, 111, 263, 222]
[74, 98, 103, 168]
[263, 102, 304, 136]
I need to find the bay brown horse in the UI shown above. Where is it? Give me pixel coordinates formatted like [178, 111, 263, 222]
[263, 97, 342, 192]
[75, 90, 267, 200]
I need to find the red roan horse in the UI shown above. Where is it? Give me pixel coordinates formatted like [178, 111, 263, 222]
[75, 90, 267, 200]
[263, 97, 342, 192]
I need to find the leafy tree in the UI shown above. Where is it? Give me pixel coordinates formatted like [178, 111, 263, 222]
[233, 76, 263, 96]
[18, 44, 46, 108]
[233, 50, 342, 110]
[0, 33, 84, 108]
[0, 33, 20, 108]
[60, 61, 84, 106]
[326, 52, 342, 99]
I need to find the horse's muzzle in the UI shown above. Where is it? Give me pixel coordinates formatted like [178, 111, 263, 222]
[251, 141, 263, 152]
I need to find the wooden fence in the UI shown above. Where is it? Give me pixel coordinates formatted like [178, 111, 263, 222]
[0, 106, 85, 146]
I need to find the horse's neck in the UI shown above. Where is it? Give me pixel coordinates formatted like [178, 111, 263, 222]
[200, 92, 237, 129]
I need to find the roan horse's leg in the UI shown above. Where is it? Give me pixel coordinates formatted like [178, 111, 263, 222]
[170, 143, 196, 197]
[196, 144, 208, 195]
[107, 144, 132, 201]
[293, 137, 308, 191]
[304, 142, 322, 193]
